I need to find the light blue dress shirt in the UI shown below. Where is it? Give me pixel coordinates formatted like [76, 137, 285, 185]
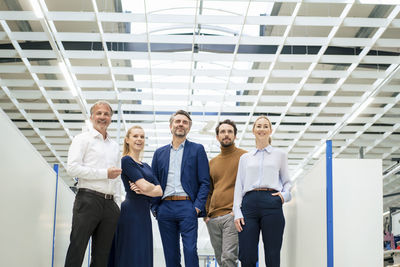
[233, 145, 291, 220]
[163, 140, 188, 198]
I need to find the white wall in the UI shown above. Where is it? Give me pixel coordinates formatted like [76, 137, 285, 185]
[53, 177, 74, 267]
[281, 158, 327, 267]
[0, 109, 88, 267]
[281, 157, 382, 267]
[0, 109, 55, 266]
[391, 211, 400, 236]
[333, 159, 382, 267]
[53, 177, 90, 267]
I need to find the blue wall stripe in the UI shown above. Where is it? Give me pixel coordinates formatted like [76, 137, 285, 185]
[88, 240, 91, 266]
[256, 245, 259, 267]
[51, 164, 59, 267]
[326, 140, 334, 267]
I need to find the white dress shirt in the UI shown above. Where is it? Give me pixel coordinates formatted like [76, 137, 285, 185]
[67, 126, 121, 205]
[233, 145, 291, 220]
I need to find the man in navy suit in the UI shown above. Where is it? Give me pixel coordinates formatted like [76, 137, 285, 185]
[152, 110, 210, 267]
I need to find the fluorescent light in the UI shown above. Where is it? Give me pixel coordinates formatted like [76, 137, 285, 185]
[383, 211, 390, 217]
[347, 97, 374, 123]
[383, 164, 400, 180]
[312, 144, 326, 159]
[58, 62, 77, 96]
[29, 0, 44, 18]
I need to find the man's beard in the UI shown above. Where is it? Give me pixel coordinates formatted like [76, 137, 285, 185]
[220, 140, 234, 147]
[173, 129, 187, 137]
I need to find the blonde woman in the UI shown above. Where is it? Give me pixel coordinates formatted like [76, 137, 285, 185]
[233, 116, 291, 267]
[108, 126, 162, 267]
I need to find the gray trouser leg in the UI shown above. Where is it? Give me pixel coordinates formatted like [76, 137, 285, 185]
[207, 213, 238, 267]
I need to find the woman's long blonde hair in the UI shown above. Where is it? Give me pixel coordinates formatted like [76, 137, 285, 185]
[123, 125, 145, 156]
[253, 115, 272, 145]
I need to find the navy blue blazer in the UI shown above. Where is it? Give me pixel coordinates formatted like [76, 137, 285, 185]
[151, 140, 210, 217]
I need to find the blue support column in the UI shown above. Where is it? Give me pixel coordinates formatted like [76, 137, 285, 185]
[51, 164, 59, 267]
[117, 101, 122, 146]
[326, 140, 334, 267]
[88, 239, 91, 267]
[256, 244, 259, 267]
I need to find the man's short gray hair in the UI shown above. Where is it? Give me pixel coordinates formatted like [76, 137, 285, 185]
[169, 110, 192, 127]
[90, 100, 113, 115]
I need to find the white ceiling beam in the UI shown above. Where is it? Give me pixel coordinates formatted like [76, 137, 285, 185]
[0, 32, 7, 40]
[47, 11, 96, 21]
[362, 56, 400, 64]
[378, 117, 400, 124]
[0, 11, 37, 20]
[0, 65, 27, 73]
[14, 67, 387, 80]
[375, 38, 400, 47]
[53, 103, 83, 110]
[8, 32, 48, 41]
[343, 17, 389, 27]
[329, 38, 373, 47]
[8, 112, 84, 121]
[319, 55, 359, 64]
[19, 50, 57, 58]
[34, 12, 400, 28]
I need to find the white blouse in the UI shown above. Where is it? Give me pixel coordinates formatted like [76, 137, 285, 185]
[233, 145, 291, 220]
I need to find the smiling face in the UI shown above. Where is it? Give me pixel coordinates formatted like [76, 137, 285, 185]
[252, 117, 272, 143]
[217, 123, 236, 147]
[90, 103, 112, 134]
[125, 127, 145, 153]
[170, 114, 191, 138]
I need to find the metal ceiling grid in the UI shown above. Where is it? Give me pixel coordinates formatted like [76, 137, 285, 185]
[0, 0, 399, 214]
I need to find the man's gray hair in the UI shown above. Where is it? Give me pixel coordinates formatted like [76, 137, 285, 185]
[169, 110, 192, 127]
[90, 100, 113, 115]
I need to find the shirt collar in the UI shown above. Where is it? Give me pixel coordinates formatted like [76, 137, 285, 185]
[89, 126, 110, 141]
[170, 139, 186, 150]
[252, 145, 273, 155]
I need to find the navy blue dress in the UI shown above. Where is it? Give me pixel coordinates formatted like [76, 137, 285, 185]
[108, 155, 159, 267]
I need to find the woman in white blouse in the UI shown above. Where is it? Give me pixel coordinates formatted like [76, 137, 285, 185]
[233, 115, 291, 267]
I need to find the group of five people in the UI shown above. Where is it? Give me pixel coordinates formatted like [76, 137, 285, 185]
[64, 100, 291, 267]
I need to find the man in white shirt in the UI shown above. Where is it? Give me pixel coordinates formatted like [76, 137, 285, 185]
[64, 101, 122, 267]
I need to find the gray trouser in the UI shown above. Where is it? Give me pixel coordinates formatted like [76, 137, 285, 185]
[206, 213, 238, 267]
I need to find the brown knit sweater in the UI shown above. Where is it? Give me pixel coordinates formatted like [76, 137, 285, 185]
[206, 145, 247, 218]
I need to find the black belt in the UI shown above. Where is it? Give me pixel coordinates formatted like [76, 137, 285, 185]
[78, 188, 114, 200]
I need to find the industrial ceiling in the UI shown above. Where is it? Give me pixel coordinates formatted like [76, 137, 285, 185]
[0, 0, 399, 225]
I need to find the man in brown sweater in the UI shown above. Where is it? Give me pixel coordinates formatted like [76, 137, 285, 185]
[204, 119, 247, 267]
